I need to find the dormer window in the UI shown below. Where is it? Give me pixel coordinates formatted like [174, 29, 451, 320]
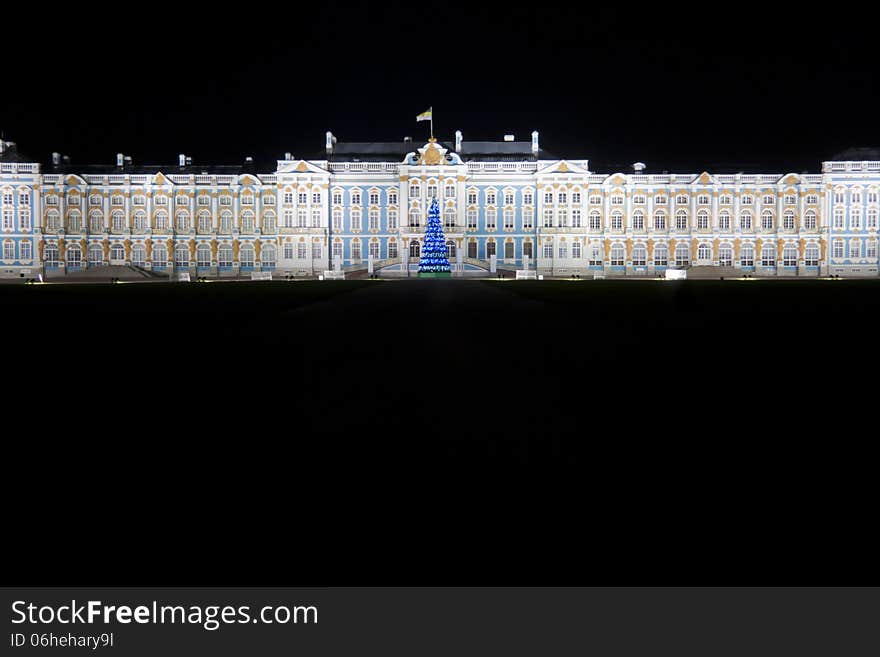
[486, 192, 496, 205]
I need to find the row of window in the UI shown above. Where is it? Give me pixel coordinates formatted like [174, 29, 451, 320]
[24, 238, 875, 266]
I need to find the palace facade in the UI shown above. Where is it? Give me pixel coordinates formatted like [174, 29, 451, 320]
[2, 133, 879, 279]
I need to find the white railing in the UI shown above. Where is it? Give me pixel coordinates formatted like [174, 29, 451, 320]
[259, 175, 277, 183]
[1, 163, 39, 173]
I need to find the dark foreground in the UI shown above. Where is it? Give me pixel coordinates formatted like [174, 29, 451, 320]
[3, 279, 876, 583]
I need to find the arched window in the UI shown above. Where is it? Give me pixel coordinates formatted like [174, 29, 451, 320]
[110, 243, 125, 261]
[782, 210, 795, 230]
[240, 244, 255, 267]
[152, 244, 168, 266]
[220, 211, 233, 234]
[88, 243, 103, 265]
[804, 245, 819, 266]
[134, 211, 147, 232]
[675, 210, 688, 230]
[198, 210, 211, 233]
[409, 240, 420, 258]
[697, 210, 709, 230]
[632, 244, 646, 266]
[590, 211, 602, 230]
[175, 210, 190, 232]
[719, 211, 731, 231]
[218, 245, 233, 267]
[760, 244, 776, 266]
[44, 244, 59, 265]
[261, 244, 276, 268]
[89, 210, 103, 233]
[155, 211, 169, 231]
[653, 211, 666, 230]
[112, 210, 125, 232]
[697, 243, 712, 261]
[633, 210, 645, 230]
[761, 210, 774, 231]
[446, 240, 456, 259]
[262, 211, 276, 233]
[674, 243, 689, 266]
[241, 211, 255, 233]
[131, 244, 146, 266]
[610, 244, 625, 266]
[611, 210, 623, 231]
[486, 240, 496, 258]
[46, 210, 61, 232]
[718, 244, 733, 266]
[804, 210, 817, 230]
[66, 245, 82, 267]
[174, 244, 190, 267]
[740, 211, 752, 231]
[68, 210, 82, 233]
[849, 240, 861, 259]
[409, 210, 420, 227]
[782, 245, 798, 267]
[868, 208, 878, 229]
[196, 244, 211, 267]
[653, 244, 668, 266]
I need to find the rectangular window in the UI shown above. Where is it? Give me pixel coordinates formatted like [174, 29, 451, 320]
[388, 241, 397, 259]
[284, 243, 295, 260]
[21, 240, 32, 260]
[543, 243, 553, 258]
[523, 208, 533, 230]
[523, 192, 533, 205]
[572, 192, 581, 204]
[572, 241, 581, 259]
[467, 210, 477, 229]
[369, 241, 380, 259]
[312, 242, 322, 259]
[299, 192, 308, 204]
[351, 241, 361, 261]
[297, 242, 307, 259]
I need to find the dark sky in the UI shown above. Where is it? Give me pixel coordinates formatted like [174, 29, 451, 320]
[3, 2, 877, 172]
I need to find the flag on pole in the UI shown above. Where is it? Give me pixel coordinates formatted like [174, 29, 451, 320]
[416, 108, 432, 122]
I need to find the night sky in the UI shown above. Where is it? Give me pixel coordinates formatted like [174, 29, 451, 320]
[3, 2, 878, 172]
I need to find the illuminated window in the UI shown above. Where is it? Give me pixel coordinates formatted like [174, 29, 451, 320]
[805, 245, 819, 266]
[760, 244, 776, 267]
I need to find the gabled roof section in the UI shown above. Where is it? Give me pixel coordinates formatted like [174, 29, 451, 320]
[536, 160, 590, 175]
[277, 159, 328, 174]
[692, 171, 715, 185]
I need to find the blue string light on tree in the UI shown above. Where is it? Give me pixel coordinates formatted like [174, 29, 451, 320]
[418, 197, 452, 278]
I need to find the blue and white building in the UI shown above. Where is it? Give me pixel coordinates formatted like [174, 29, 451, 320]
[2, 134, 879, 278]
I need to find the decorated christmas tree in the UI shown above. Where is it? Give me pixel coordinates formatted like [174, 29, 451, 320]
[418, 197, 452, 277]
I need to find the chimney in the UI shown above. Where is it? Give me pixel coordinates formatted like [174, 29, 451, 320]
[455, 130, 462, 152]
[404, 136, 412, 145]
[285, 152, 292, 161]
[179, 153, 186, 167]
[117, 153, 124, 167]
[326, 131, 336, 155]
[504, 135, 515, 142]
[532, 131, 540, 156]
[632, 162, 646, 174]
[52, 152, 61, 165]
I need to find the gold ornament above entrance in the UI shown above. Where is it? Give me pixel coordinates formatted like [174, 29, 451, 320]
[417, 138, 448, 166]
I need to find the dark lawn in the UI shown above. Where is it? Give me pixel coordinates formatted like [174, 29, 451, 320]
[4, 278, 875, 584]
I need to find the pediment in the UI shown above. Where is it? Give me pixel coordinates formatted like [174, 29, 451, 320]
[537, 160, 590, 176]
[276, 159, 328, 174]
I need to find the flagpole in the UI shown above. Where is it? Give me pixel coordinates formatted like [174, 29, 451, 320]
[430, 107, 434, 141]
